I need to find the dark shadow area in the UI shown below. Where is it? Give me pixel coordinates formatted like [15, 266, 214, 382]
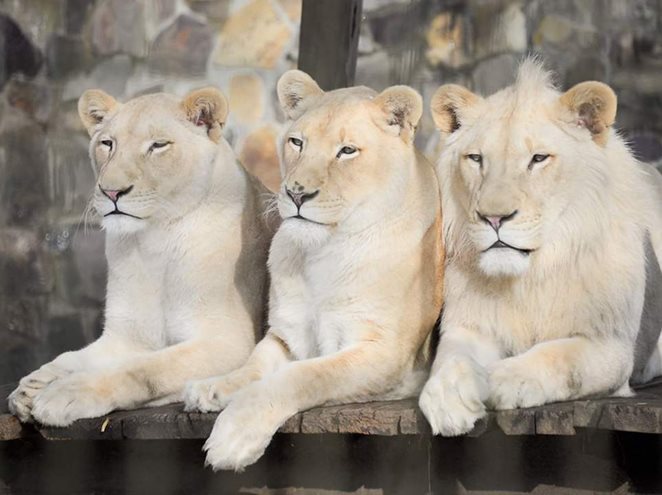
[1, 430, 661, 494]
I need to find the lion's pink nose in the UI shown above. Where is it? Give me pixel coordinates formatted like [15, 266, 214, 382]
[486, 216, 503, 230]
[103, 189, 120, 201]
[100, 185, 133, 203]
[477, 210, 518, 231]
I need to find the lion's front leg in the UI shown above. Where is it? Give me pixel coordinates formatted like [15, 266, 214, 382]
[203, 340, 398, 471]
[488, 337, 634, 410]
[7, 335, 141, 423]
[31, 337, 250, 427]
[184, 332, 291, 413]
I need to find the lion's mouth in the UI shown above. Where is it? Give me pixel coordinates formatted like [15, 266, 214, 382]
[287, 214, 328, 226]
[485, 240, 533, 256]
[104, 209, 143, 220]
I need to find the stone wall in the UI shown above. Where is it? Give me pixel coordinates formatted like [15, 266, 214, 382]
[0, 0, 300, 383]
[358, 0, 662, 162]
[2, 0, 662, 384]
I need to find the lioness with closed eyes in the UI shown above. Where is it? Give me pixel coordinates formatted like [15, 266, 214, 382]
[184, 70, 445, 471]
[8, 88, 273, 426]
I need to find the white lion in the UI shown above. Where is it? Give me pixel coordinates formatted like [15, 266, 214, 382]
[7, 88, 273, 426]
[419, 59, 662, 436]
[184, 70, 445, 471]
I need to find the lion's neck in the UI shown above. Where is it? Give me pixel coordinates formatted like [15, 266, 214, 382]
[205, 144, 251, 207]
[338, 155, 433, 237]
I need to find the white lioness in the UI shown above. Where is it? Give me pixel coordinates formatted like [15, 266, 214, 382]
[419, 59, 662, 436]
[184, 70, 444, 470]
[7, 88, 273, 426]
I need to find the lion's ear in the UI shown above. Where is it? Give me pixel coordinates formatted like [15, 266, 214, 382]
[277, 70, 324, 120]
[374, 86, 423, 142]
[78, 89, 119, 136]
[181, 87, 229, 143]
[560, 81, 617, 146]
[430, 84, 481, 135]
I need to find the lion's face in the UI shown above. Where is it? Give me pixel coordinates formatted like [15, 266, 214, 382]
[278, 94, 399, 228]
[432, 61, 617, 277]
[275, 71, 422, 244]
[78, 88, 228, 233]
[446, 104, 571, 277]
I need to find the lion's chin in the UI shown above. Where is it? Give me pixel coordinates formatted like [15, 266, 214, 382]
[478, 249, 531, 277]
[279, 218, 331, 250]
[101, 215, 146, 235]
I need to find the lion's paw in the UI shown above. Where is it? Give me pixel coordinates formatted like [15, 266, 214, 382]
[202, 386, 294, 471]
[183, 377, 235, 413]
[487, 358, 548, 410]
[419, 356, 488, 436]
[8, 364, 71, 422]
[31, 372, 114, 427]
[204, 409, 274, 472]
[7, 387, 36, 424]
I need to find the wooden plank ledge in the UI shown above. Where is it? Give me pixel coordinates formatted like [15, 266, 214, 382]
[1, 379, 661, 441]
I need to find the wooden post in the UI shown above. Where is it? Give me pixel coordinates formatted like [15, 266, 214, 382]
[298, 0, 363, 90]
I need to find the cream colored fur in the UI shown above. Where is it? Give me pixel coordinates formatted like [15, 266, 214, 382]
[8, 88, 273, 426]
[184, 70, 444, 471]
[419, 59, 662, 436]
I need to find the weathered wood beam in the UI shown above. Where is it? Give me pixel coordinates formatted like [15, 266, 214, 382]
[0, 384, 25, 440]
[0, 413, 23, 441]
[2, 379, 662, 441]
[298, 0, 363, 90]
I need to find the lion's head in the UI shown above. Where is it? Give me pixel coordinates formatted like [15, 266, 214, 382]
[432, 60, 618, 277]
[275, 70, 423, 245]
[78, 88, 229, 233]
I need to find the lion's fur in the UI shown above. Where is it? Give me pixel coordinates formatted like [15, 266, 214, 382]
[420, 59, 662, 436]
[184, 70, 444, 471]
[8, 88, 274, 426]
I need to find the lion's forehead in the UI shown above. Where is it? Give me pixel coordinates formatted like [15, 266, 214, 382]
[294, 102, 381, 143]
[458, 101, 564, 159]
[106, 94, 185, 136]
[322, 86, 377, 103]
[465, 81, 559, 125]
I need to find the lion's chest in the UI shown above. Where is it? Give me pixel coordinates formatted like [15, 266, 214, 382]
[269, 245, 374, 360]
[106, 232, 208, 347]
[136, 250, 199, 346]
[444, 249, 646, 355]
[491, 288, 576, 353]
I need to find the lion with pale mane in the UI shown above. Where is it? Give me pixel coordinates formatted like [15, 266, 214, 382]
[419, 59, 662, 436]
[184, 70, 445, 471]
[8, 87, 273, 426]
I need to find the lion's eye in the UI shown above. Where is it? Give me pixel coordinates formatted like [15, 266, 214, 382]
[529, 153, 550, 170]
[149, 141, 171, 152]
[288, 137, 303, 150]
[336, 146, 358, 159]
[467, 154, 482, 164]
[100, 139, 113, 150]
